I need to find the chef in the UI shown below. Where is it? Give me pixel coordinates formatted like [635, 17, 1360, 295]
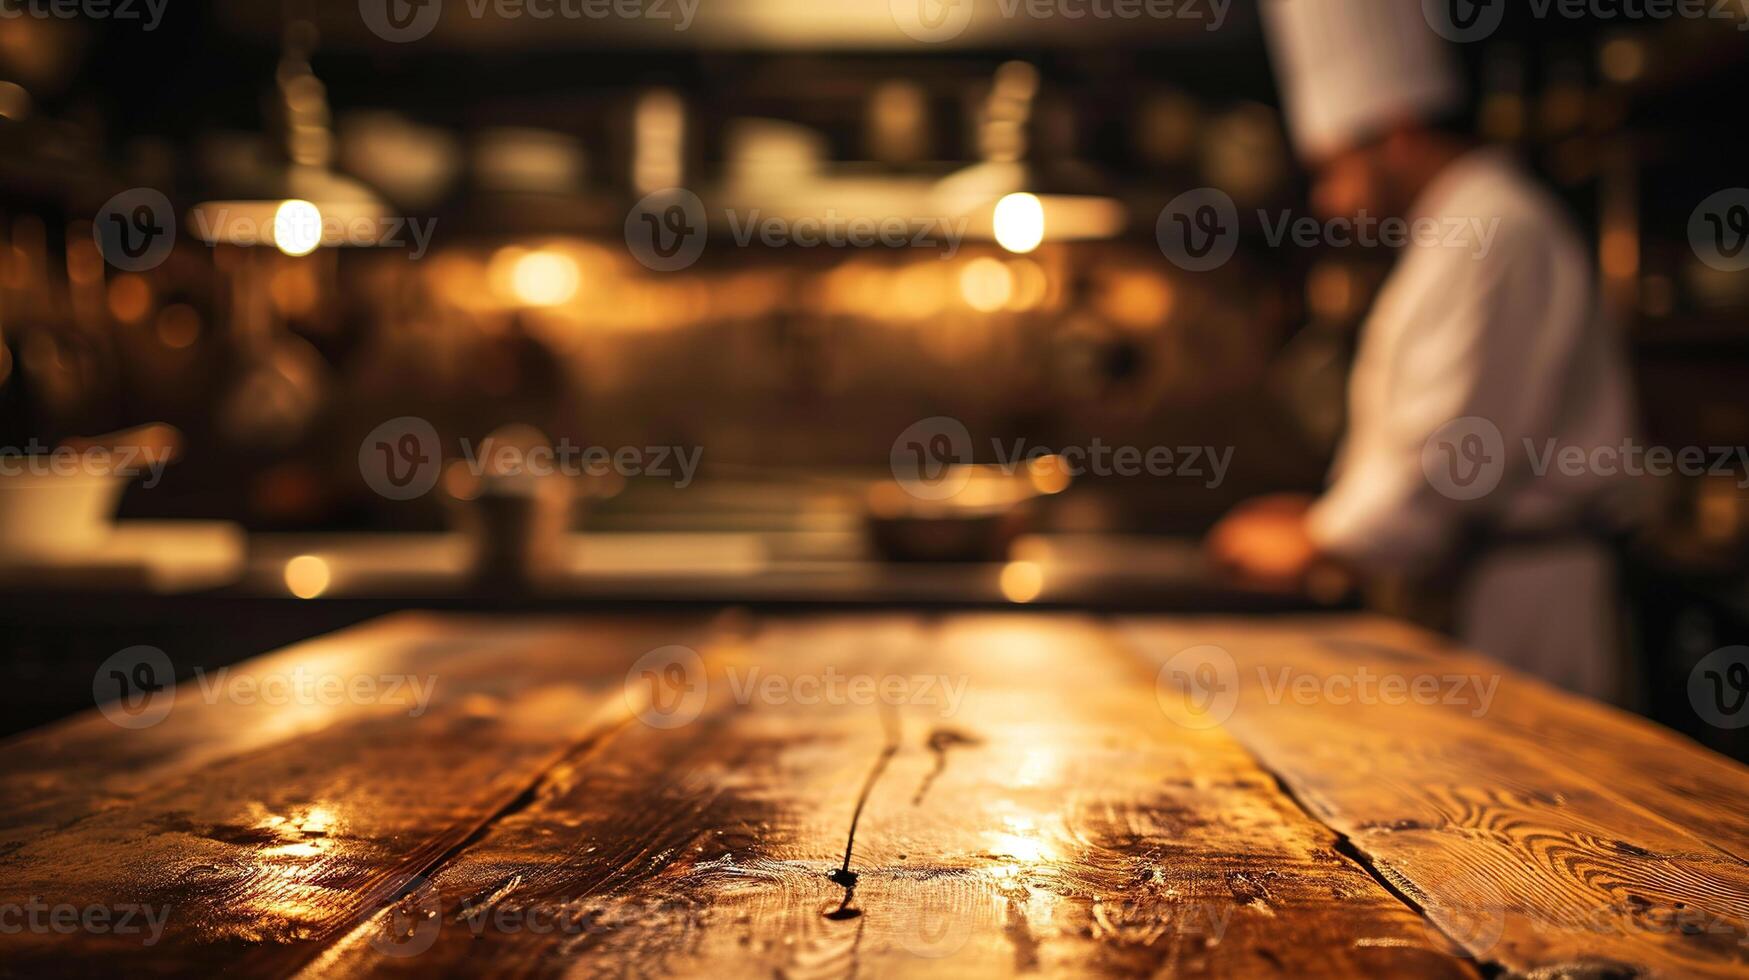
[1207, 0, 1642, 700]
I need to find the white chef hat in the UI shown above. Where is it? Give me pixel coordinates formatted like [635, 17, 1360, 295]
[1262, 0, 1466, 162]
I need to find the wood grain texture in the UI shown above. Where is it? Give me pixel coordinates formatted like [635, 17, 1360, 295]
[0, 613, 722, 978]
[6, 610, 1745, 979]
[1118, 614, 1749, 980]
[301, 614, 1473, 979]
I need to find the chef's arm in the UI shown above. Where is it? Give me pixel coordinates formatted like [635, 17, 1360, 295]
[1305, 222, 1583, 575]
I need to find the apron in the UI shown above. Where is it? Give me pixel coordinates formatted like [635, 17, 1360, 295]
[1455, 534, 1625, 703]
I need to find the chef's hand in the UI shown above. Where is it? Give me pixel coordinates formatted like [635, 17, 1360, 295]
[1206, 494, 1324, 592]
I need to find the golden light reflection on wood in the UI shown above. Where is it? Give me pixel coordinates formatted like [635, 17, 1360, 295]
[0, 614, 1742, 978]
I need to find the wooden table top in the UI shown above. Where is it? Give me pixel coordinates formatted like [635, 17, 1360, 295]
[2, 612, 1746, 978]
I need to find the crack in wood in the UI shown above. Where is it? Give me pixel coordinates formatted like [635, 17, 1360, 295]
[1255, 758, 1508, 978]
[827, 703, 903, 920]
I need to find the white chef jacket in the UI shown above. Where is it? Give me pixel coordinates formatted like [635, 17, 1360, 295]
[1306, 149, 1640, 699]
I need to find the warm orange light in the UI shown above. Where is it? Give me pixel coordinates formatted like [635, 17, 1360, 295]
[284, 555, 331, 599]
[107, 274, 152, 323]
[1601, 229, 1638, 280]
[510, 250, 581, 307]
[1100, 272, 1174, 329]
[1026, 455, 1072, 495]
[892, 263, 947, 320]
[959, 257, 1014, 312]
[1005, 258, 1048, 312]
[993, 193, 1045, 254]
[155, 304, 201, 349]
[999, 561, 1044, 603]
[273, 200, 323, 257]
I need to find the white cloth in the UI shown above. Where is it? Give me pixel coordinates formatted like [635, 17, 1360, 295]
[1262, 0, 1464, 160]
[1306, 149, 1639, 699]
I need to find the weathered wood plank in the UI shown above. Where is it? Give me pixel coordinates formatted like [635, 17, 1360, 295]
[1118, 614, 1749, 979]
[0, 613, 723, 978]
[303, 614, 1474, 979]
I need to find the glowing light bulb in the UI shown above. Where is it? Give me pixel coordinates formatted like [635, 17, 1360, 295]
[993, 192, 1045, 254]
[284, 555, 331, 599]
[510, 250, 581, 307]
[272, 200, 323, 257]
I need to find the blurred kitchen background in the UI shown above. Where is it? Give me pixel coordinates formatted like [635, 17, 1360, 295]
[1, 2, 1747, 755]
